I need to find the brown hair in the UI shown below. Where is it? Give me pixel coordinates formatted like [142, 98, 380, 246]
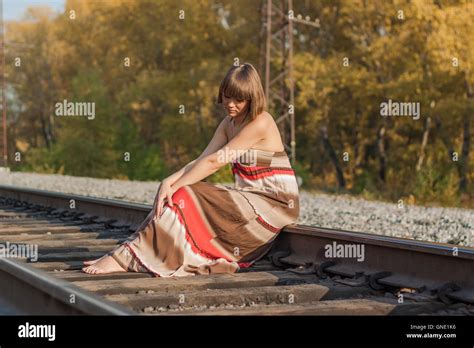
[217, 63, 267, 121]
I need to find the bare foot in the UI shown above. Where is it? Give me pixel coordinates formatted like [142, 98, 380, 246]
[83, 252, 112, 266]
[82, 255, 126, 274]
[83, 256, 104, 266]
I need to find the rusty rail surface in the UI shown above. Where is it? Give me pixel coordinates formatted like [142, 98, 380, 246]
[0, 184, 473, 315]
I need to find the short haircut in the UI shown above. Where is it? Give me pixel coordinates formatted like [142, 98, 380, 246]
[217, 63, 267, 121]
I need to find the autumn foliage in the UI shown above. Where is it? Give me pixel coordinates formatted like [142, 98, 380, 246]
[4, 0, 473, 208]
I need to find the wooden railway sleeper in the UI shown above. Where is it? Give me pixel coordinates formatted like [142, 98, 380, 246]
[49, 208, 69, 216]
[78, 214, 100, 223]
[92, 217, 118, 228]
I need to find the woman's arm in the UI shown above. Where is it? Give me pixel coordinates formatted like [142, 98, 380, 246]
[154, 116, 231, 217]
[161, 117, 229, 185]
[162, 159, 197, 185]
[171, 114, 267, 191]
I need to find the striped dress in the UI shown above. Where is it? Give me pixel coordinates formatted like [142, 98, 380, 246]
[109, 148, 300, 277]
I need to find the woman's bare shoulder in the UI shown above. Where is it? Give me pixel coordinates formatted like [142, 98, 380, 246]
[259, 111, 276, 127]
[249, 112, 272, 131]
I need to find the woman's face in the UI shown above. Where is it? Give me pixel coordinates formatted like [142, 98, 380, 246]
[222, 93, 249, 118]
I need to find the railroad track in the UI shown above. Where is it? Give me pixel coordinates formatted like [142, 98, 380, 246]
[0, 185, 473, 316]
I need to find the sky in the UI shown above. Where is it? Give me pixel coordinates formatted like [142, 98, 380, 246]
[2, 0, 65, 21]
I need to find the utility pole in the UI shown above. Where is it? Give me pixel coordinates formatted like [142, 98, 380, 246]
[261, 0, 323, 165]
[261, 0, 295, 163]
[0, 0, 7, 169]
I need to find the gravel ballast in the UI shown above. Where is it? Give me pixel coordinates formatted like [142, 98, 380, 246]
[1, 171, 472, 247]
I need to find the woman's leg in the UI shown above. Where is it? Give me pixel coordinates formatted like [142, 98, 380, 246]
[82, 184, 162, 269]
[81, 211, 155, 274]
[81, 210, 161, 275]
[83, 209, 155, 266]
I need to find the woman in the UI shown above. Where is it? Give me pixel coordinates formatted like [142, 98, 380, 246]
[82, 63, 300, 276]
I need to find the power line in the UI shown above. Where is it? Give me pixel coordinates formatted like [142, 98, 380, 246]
[261, 0, 320, 164]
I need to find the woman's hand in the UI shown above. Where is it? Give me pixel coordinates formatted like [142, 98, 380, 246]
[153, 179, 176, 219]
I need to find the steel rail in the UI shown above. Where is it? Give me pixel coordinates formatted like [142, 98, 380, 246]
[0, 257, 135, 315]
[1, 184, 473, 307]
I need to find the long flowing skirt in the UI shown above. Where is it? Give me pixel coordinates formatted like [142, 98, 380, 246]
[108, 180, 299, 277]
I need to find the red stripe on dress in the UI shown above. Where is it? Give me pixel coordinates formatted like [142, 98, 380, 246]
[232, 163, 294, 180]
[256, 215, 280, 233]
[233, 162, 294, 173]
[237, 262, 253, 268]
[173, 204, 218, 260]
[172, 205, 250, 268]
[172, 187, 229, 260]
